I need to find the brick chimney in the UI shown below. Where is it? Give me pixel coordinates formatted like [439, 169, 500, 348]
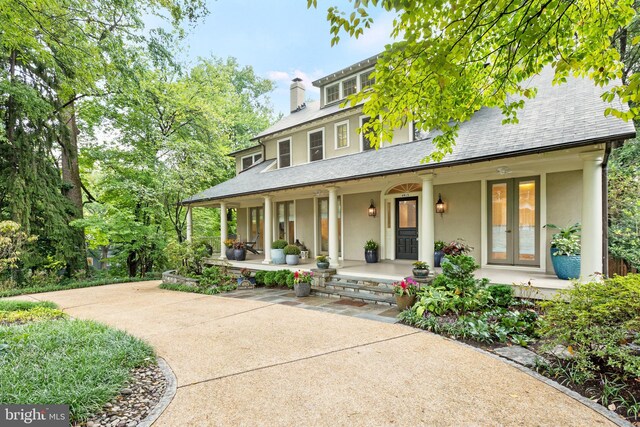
[290, 78, 305, 113]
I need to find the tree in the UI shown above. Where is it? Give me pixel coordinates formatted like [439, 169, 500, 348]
[310, 0, 638, 161]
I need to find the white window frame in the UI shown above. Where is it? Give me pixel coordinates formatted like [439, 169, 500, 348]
[325, 83, 340, 104]
[359, 115, 374, 152]
[342, 76, 357, 97]
[307, 127, 325, 163]
[360, 68, 375, 90]
[276, 137, 292, 168]
[334, 120, 350, 150]
[240, 152, 263, 171]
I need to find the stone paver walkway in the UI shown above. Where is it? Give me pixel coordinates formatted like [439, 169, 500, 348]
[9, 281, 617, 426]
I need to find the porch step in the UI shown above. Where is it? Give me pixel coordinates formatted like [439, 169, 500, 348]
[329, 274, 397, 288]
[324, 280, 395, 296]
[311, 286, 396, 306]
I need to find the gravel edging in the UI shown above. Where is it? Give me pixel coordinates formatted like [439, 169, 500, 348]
[138, 358, 177, 427]
[422, 330, 634, 427]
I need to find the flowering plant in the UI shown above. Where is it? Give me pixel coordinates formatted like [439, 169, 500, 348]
[392, 277, 417, 297]
[232, 240, 245, 250]
[293, 270, 313, 284]
[442, 239, 472, 256]
[223, 239, 234, 248]
[240, 268, 251, 278]
[316, 255, 329, 263]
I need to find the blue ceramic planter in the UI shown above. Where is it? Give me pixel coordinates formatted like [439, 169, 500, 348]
[271, 249, 285, 264]
[550, 248, 580, 280]
[434, 250, 445, 267]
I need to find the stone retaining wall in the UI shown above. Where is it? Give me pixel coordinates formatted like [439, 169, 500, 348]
[161, 270, 199, 287]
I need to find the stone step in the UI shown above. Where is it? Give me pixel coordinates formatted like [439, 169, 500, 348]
[330, 274, 397, 286]
[311, 286, 396, 306]
[324, 280, 395, 296]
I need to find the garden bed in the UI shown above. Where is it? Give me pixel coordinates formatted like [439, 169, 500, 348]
[0, 301, 164, 425]
[0, 275, 160, 298]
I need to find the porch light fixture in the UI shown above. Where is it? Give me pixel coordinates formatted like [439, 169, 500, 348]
[368, 199, 377, 218]
[435, 194, 445, 215]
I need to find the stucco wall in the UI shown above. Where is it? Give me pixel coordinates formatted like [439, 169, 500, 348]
[343, 191, 381, 261]
[295, 198, 315, 255]
[545, 170, 582, 274]
[433, 181, 482, 264]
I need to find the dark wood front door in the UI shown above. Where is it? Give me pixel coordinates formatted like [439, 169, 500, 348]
[396, 197, 418, 260]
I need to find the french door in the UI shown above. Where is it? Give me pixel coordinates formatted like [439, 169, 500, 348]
[248, 207, 264, 250]
[488, 177, 540, 266]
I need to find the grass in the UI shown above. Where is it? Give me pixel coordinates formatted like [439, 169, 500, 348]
[0, 276, 159, 298]
[0, 300, 66, 325]
[0, 300, 58, 311]
[0, 318, 155, 423]
[160, 282, 237, 295]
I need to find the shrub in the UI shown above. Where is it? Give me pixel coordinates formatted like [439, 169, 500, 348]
[442, 239, 472, 256]
[0, 306, 67, 325]
[433, 255, 488, 297]
[546, 223, 581, 256]
[254, 270, 266, 285]
[271, 240, 288, 250]
[540, 274, 640, 382]
[286, 273, 295, 289]
[283, 245, 301, 256]
[200, 266, 233, 287]
[165, 240, 209, 276]
[160, 282, 236, 295]
[275, 269, 292, 286]
[487, 284, 514, 307]
[364, 239, 378, 250]
[434, 240, 446, 251]
[264, 271, 277, 287]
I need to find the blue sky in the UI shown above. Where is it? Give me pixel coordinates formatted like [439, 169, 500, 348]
[174, 1, 396, 115]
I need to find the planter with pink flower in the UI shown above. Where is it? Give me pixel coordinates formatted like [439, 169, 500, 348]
[293, 270, 313, 297]
[393, 278, 418, 310]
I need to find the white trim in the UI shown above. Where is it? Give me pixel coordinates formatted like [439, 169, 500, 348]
[359, 115, 371, 152]
[539, 173, 547, 273]
[341, 76, 358, 98]
[240, 152, 262, 171]
[334, 120, 350, 150]
[245, 207, 250, 243]
[325, 82, 340, 105]
[306, 127, 325, 163]
[339, 194, 344, 260]
[313, 196, 318, 257]
[276, 137, 292, 169]
[293, 199, 298, 242]
[378, 191, 385, 260]
[480, 180, 488, 267]
[322, 67, 375, 107]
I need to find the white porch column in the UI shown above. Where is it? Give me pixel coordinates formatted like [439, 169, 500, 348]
[420, 173, 435, 268]
[263, 195, 273, 264]
[186, 206, 193, 243]
[328, 186, 339, 268]
[219, 201, 227, 260]
[580, 152, 604, 279]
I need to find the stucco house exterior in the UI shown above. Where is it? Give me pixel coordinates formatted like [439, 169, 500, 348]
[182, 55, 635, 283]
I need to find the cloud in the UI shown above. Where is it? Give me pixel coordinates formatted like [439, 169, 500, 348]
[266, 69, 325, 95]
[267, 70, 291, 81]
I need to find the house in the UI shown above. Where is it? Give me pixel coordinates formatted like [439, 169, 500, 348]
[181, 55, 635, 285]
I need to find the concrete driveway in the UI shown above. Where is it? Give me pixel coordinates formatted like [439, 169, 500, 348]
[12, 281, 616, 426]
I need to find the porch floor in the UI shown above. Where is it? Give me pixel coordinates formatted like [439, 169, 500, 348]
[218, 252, 571, 298]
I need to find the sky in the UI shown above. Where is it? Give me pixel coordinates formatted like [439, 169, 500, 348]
[172, 0, 397, 115]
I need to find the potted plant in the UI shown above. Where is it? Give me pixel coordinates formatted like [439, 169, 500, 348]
[412, 261, 430, 278]
[284, 245, 301, 265]
[239, 268, 254, 284]
[316, 255, 330, 269]
[442, 239, 473, 257]
[434, 240, 446, 267]
[392, 278, 417, 310]
[364, 239, 379, 263]
[271, 239, 288, 264]
[546, 223, 581, 279]
[233, 240, 246, 261]
[293, 270, 313, 297]
[224, 238, 235, 260]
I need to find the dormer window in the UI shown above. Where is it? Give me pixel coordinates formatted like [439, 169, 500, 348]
[241, 153, 263, 170]
[342, 77, 357, 97]
[360, 70, 375, 90]
[326, 84, 339, 103]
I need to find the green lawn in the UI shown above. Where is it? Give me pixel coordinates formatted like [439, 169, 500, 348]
[0, 304, 155, 423]
[0, 276, 159, 298]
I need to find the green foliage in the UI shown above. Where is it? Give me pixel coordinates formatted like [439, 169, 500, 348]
[286, 273, 295, 289]
[271, 240, 288, 249]
[434, 240, 446, 251]
[540, 274, 640, 381]
[165, 241, 210, 277]
[546, 223, 581, 256]
[312, 0, 638, 161]
[199, 266, 233, 287]
[0, 319, 154, 422]
[159, 282, 237, 295]
[254, 270, 266, 285]
[275, 269, 293, 286]
[0, 307, 67, 325]
[609, 140, 640, 269]
[264, 271, 277, 287]
[487, 285, 515, 307]
[0, 300, 58, 311]
[283, 245, 301, 256]
[0, 276, 158, 298]
[364, 239, 378, 250]
[442, 239, 473, 256]
[433, 255, 488, 297]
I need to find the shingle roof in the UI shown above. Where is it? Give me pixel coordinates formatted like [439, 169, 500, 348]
[184, 68, 635, 205]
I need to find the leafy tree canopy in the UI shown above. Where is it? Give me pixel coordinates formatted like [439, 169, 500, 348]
[310, 0, 639, 161]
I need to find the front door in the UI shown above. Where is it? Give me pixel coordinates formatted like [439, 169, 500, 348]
[396, 197, 418, 260]
[488, 177, 540, 266]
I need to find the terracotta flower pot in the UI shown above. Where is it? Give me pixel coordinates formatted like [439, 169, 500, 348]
[395, 294, 416, 311]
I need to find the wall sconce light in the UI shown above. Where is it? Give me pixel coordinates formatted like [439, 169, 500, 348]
[368, 199, 377, 218]
[435, 194, 445, 215]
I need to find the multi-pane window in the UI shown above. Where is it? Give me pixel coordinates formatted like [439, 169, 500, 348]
[241, 153, 263, 170]
[326, 84, 339, 103]
[278, 139, 291, 168]
[335, 122, 349, 149]
[360, 70, 375, 90]
[360, 117, 374, 151]
[308, 129, 324, 162]
[342, 77, 357, 97]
